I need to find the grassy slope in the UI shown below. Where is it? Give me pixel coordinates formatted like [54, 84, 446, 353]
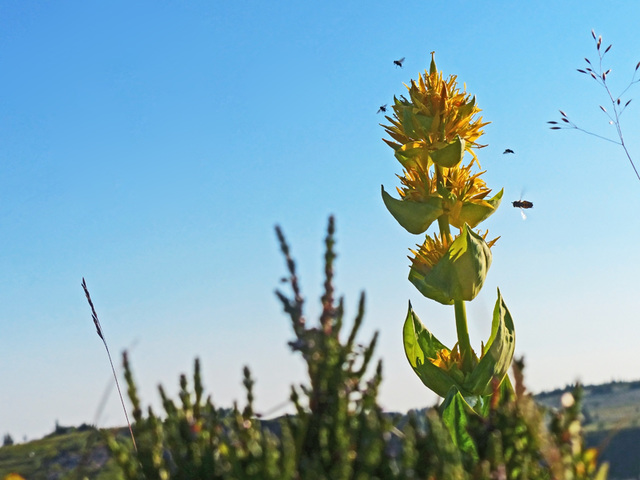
[0, 429, 121, 480]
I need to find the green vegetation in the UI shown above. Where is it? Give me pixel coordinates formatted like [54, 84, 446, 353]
[72, 219, 609, 478]
[0, 426, 121, 480]
[6, 379, 640, 478]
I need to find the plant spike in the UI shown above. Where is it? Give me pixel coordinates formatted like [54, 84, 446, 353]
[320, 215, 337, 334]
[275, 225, 306, 337]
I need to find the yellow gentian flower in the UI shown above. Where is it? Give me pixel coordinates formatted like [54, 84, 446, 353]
[383, 52, 489, 168]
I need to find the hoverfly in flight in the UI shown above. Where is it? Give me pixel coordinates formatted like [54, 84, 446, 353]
[394, 57, 405, 68]
[512, 199, 533, 220]
[377, 104, 387, 114]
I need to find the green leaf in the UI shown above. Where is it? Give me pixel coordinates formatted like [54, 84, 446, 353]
[440, 387, 479, 461]
[403, 302, 448, 366]
[381, 186, 443, 235]
[402, 305, 465, 397]
[436, 180, 457, 204]
[414, 113, 434, 135]
[429, 135, 465, 168]
[464, 289, 516, 395]
[409, 224, 492, 304]
[394, 141, 429, 169]
[400, 106, 422, 139]
[455, 188, 504, 229]
[456, 95, 476, 119]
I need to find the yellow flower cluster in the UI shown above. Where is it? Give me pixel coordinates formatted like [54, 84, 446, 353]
[397, 160, 495, 224]
[383, 52, 488, 167]
[429, 345, 463, 371]
[410, 229, 499, 277]
[409, 232, 450, 274]
[382, 52, 501, 235]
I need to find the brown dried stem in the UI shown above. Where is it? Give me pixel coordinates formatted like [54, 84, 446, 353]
[549, 30, 640, 183]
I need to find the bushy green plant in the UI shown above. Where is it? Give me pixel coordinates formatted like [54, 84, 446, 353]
[104, 217, 395, 480]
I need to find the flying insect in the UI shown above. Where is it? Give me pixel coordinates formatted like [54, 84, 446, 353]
[503, 148, 515, 154]
[512, 199, 533, 220]
[377, 104, 387, 114]
[394, 57, 405, 68]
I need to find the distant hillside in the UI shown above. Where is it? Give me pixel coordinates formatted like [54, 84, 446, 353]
[536, 379, 640, 432]
[535, 380, 640, 480]
[2, 379, 640, 479]
[0, 425, 121, 480]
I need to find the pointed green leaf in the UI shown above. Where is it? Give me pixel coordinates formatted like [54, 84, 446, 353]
[464, 289, 516, 395]
[455, 188, 504, 229]
[400, 106, 422, 139]
[429, 135, 465, 168]
[393, 94, 410, 108]
[440, 387, 479, 461]
[381, 186, 443, 234]
[402, 305, 465, 397]
[382, 138, 401, 152]
[394, 141, 429, 169]
[403, 302, 448, 366]
[409, 224, 492, 304]
[456, 95, 476, 119]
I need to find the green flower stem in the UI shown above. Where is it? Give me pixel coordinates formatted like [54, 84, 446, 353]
[435, 166, 453, 243]
[454, 299, 474, 372]
[437, 216, 453, 243]
[435, 164, 473, 371]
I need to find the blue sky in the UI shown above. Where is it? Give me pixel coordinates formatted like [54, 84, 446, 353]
[2, 1, 640, 441]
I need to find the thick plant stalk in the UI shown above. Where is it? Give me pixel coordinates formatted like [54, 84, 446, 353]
[454, 300, 473, 372]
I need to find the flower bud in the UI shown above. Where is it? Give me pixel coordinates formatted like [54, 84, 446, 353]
[409, 224, 492, 305]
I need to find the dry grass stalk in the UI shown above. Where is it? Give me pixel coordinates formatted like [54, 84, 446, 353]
[81, 277, 137, 452]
